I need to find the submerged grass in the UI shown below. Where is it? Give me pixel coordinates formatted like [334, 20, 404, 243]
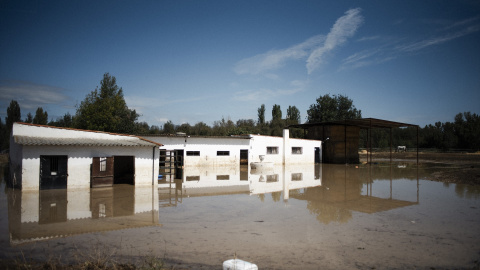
[0, 256, 168, 270]
[0, 245, 171, 270]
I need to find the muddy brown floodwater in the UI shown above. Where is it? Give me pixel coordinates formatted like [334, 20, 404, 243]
[1, 157, 480, 269]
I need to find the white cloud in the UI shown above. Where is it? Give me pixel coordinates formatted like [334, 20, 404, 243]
[233, 80, 307, 102]
[234, 35, 325, 75]
[397, 23, 480, 52]
[0, 80, 70, 110]
[341, 16, 480, 70]
[233, 8, 363, 76]
[341, 48, 396, 70]
[306, 8, 363, 74]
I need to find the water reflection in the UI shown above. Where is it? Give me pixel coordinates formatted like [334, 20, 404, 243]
[159, 164, 321, 202]
[6, 185, 159, 245]
[159, 164, 423, 224]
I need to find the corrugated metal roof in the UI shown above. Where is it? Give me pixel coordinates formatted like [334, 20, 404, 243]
[14, 135, 160, 147]
[289, 117, 419, 129]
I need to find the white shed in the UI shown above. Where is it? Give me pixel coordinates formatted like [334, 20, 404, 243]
[9, 123, 162, 190]
[144, 129, 322, 168]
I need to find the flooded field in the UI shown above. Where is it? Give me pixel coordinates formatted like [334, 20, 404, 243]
[1, 162, 480, 269]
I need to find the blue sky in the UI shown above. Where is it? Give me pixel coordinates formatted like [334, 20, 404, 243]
[1, 0, 479, 128]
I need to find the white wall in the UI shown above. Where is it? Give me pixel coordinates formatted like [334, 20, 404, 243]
[249, 131, 321, 165]
[145, 136, 251, 167]
[19, 145, 158, 190]
[146, 131, 321, 167]
[249, 135, 284, 165]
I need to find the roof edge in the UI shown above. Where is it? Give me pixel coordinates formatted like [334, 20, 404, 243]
[14, 122, 163, 146]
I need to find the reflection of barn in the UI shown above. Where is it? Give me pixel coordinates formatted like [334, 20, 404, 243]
[290, 118, 419, 164]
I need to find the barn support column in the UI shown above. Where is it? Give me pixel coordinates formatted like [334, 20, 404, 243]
[416, 126, 419, 164]
[344, 124, 347, 164]
[390, 127, 393, 162]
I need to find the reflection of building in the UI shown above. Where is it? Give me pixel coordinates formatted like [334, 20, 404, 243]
[157, 164, 322, 204]
[7, 185, 159, 246]
[291, 164, 420, 224]
[9, 123, 162, 190]
[249, 164, 322, 201]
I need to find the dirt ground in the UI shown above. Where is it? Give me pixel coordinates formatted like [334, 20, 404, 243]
[360, 151, 480, 185]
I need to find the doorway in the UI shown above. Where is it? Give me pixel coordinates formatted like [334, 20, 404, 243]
[240, 149, 248, 165]
[114, 156, 135, 185]
[40, 155, 68, 190]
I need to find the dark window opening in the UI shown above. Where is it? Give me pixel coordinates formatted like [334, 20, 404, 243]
[186, 151, 200, 156]
[186, 176, 200, 181]
[266, 174, 278, 182]
[100, 157, 107, 172]
[217, 151, 230, 156]
[292, 147, 303, 155]
[292, 173, 303, 181]
[267, 147, 278, 155]
[217, 175, 230, 180]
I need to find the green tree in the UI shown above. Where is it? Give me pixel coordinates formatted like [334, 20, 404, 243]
[286, 105, 300, 125]
[212, 117, 235, 136]
[74, 73, 139, 133]
[149, 125, 161, 134]
[6, 100, 21, 132]
[192, 122, 211, 136]
[454, 112, 480, 150]
[0, 118, 8, 150]
[257, 104, 265, 125]
[24, 112, 33, 123]
[307, 94, 361, 123]
[272, 104, 282, 121]
[49, 113, 74, 128]
[162, 121, 175, 134]
[33, 107, 48, 125]
[236, 119, 258, 135]
[177, 123, 192, 134]
[135, 121, 151, 134]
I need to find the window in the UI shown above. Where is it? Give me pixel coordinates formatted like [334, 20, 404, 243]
[186, 176, 200, 181]
[217, 151, 230, 156]
[291, 173, 303, 181]
[99, 157, 107, 172]
[292, 147, 303, 155]
[186, 151, 200, 156]
[216, 175, 230, 180]
[266, 174, 278, 182]
[99, 203, 106, 218]
[267, 147, 278, 155]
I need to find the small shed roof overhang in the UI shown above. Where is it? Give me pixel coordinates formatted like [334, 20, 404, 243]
[12, 122, 163, 147]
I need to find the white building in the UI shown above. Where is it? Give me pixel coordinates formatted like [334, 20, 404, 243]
[9, 123, 161, 190]
[144, 129, 322, 168]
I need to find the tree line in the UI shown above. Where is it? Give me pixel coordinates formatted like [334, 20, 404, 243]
[1, 73, 479, 152]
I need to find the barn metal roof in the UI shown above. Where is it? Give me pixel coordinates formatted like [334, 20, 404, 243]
[289, 117, 418, 129]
